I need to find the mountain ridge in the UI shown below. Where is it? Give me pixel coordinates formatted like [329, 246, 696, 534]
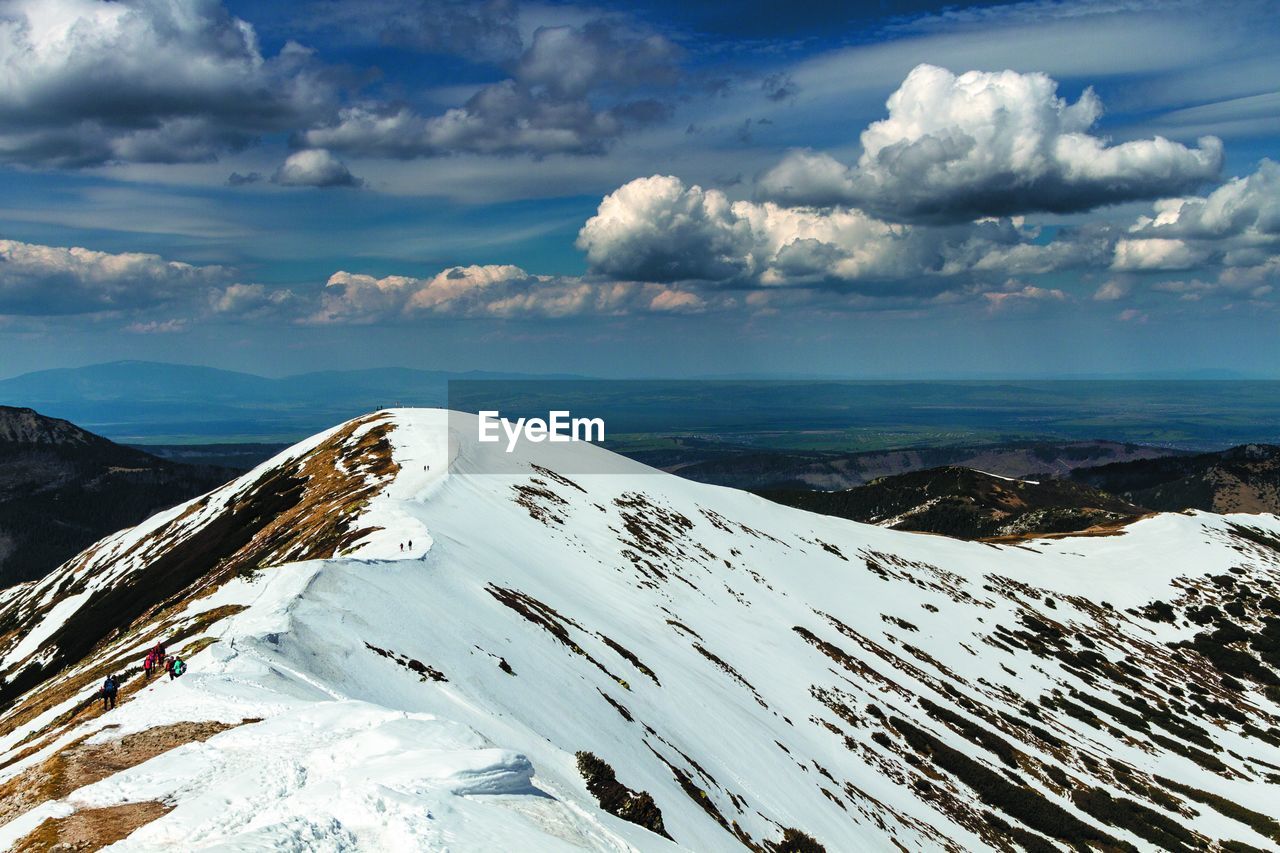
[1072, 444, 1280, 516]
[0, 410, 1278, 850]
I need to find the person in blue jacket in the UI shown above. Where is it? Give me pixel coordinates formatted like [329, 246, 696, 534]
[101, 674, 119, 711]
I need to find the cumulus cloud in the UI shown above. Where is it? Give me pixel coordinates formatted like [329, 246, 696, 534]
[1120, 159, 1280, 267]
[758, 64, 1223, 222]
[0, 0, 334, 167]
[0, 237, 309, 329]
[301, 21, 678, 158]
[1112, 238, 1208, 271]
[208, 283, 300, 319]
[272, 149, 362, 187]
[983, 282, 1068, 312]
[1127, 160, 1279, 239]
[576, 174, 1102, 289]
[310, 263, 712, 323]
[0, 238, 230, 315]
[1093, 279, 1131, 301]
[124, 318, 189, 334]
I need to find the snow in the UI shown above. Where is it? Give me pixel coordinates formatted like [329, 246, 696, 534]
[0, 590, 89, 670]
[2, 409, 1279, 851]
[969, 468, 1040, 485]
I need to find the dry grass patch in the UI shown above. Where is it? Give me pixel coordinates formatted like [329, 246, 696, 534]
[13, 800, 170, 852]
[0, 719, 248, 827]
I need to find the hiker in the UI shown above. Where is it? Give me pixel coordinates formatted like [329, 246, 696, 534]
[143, 651, 155, 679]
[408, 540, 413, 550]
[101, 674, 119, 711]
[165, 656, 175, 679]
[170, 656, 186, 679]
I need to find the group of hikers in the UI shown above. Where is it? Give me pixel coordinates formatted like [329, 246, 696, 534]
[98, 640, 188, 712]
[143, 640, 186, 682]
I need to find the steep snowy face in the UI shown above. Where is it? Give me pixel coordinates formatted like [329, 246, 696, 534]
[2, 409, 1280, 851]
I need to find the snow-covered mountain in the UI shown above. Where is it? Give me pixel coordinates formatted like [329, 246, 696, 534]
[1, 409, 1279, 851]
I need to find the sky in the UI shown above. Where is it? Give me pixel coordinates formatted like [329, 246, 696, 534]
[0, 0, 1277, 379]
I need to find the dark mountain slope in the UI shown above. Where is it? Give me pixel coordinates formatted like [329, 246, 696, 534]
[1071, 444, 1280, 515]
[760, 466, 1146, 539]
[0, 406, 236, 586]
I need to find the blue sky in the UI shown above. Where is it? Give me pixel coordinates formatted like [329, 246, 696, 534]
[0, 0, 1277, 378]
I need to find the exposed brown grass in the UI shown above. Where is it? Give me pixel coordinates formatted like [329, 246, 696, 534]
[0, 719, 248, 828]
[13, 800, 171, 852]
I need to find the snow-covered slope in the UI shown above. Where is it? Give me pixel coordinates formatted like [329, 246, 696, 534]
[1, 409, 1280, 851]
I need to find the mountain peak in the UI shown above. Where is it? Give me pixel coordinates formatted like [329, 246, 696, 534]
[0, 405, 99, 446]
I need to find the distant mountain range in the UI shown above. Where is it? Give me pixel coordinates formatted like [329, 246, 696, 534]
[0, 406, 237, 586]
[666, 439, 1183, 491]
[0, 361, 579, 442]
[759, 444, 1280, 540]
[760, 467, 1147, 539]
[3, 362, 1279, 447]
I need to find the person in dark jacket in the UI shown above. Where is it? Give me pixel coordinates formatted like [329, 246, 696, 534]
[102, 675, 119, 711]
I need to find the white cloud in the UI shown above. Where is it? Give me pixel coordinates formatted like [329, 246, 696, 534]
[576, 174, 1099, 288]
[309, 263, 712, 323]
[1128, 159, 1279, 241]
[272, 149, 361, 188]
[0, 237, 309, 328]
[1093, 279, 1130, 301]
[208, 283, 299, 319]
[0, 238, 229, 315]
[124, 318, 189, 334]
[1108, 159, 1280, 285]
[1112, 238, 1208, 271]
[758, 64, 1222, 222]
[983, 281, 1067, 312]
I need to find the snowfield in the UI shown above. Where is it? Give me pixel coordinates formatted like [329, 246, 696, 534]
[1, 409, 1279, 851]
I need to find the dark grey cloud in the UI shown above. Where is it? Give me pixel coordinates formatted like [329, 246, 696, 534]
[761, 73, 799, 102]
[304, 0, 523, 63]
[758, 64, 1224, 223]
[0, 0, 337, 168]
[301, 20, 681, 158]
[227, 171, 266, 186]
